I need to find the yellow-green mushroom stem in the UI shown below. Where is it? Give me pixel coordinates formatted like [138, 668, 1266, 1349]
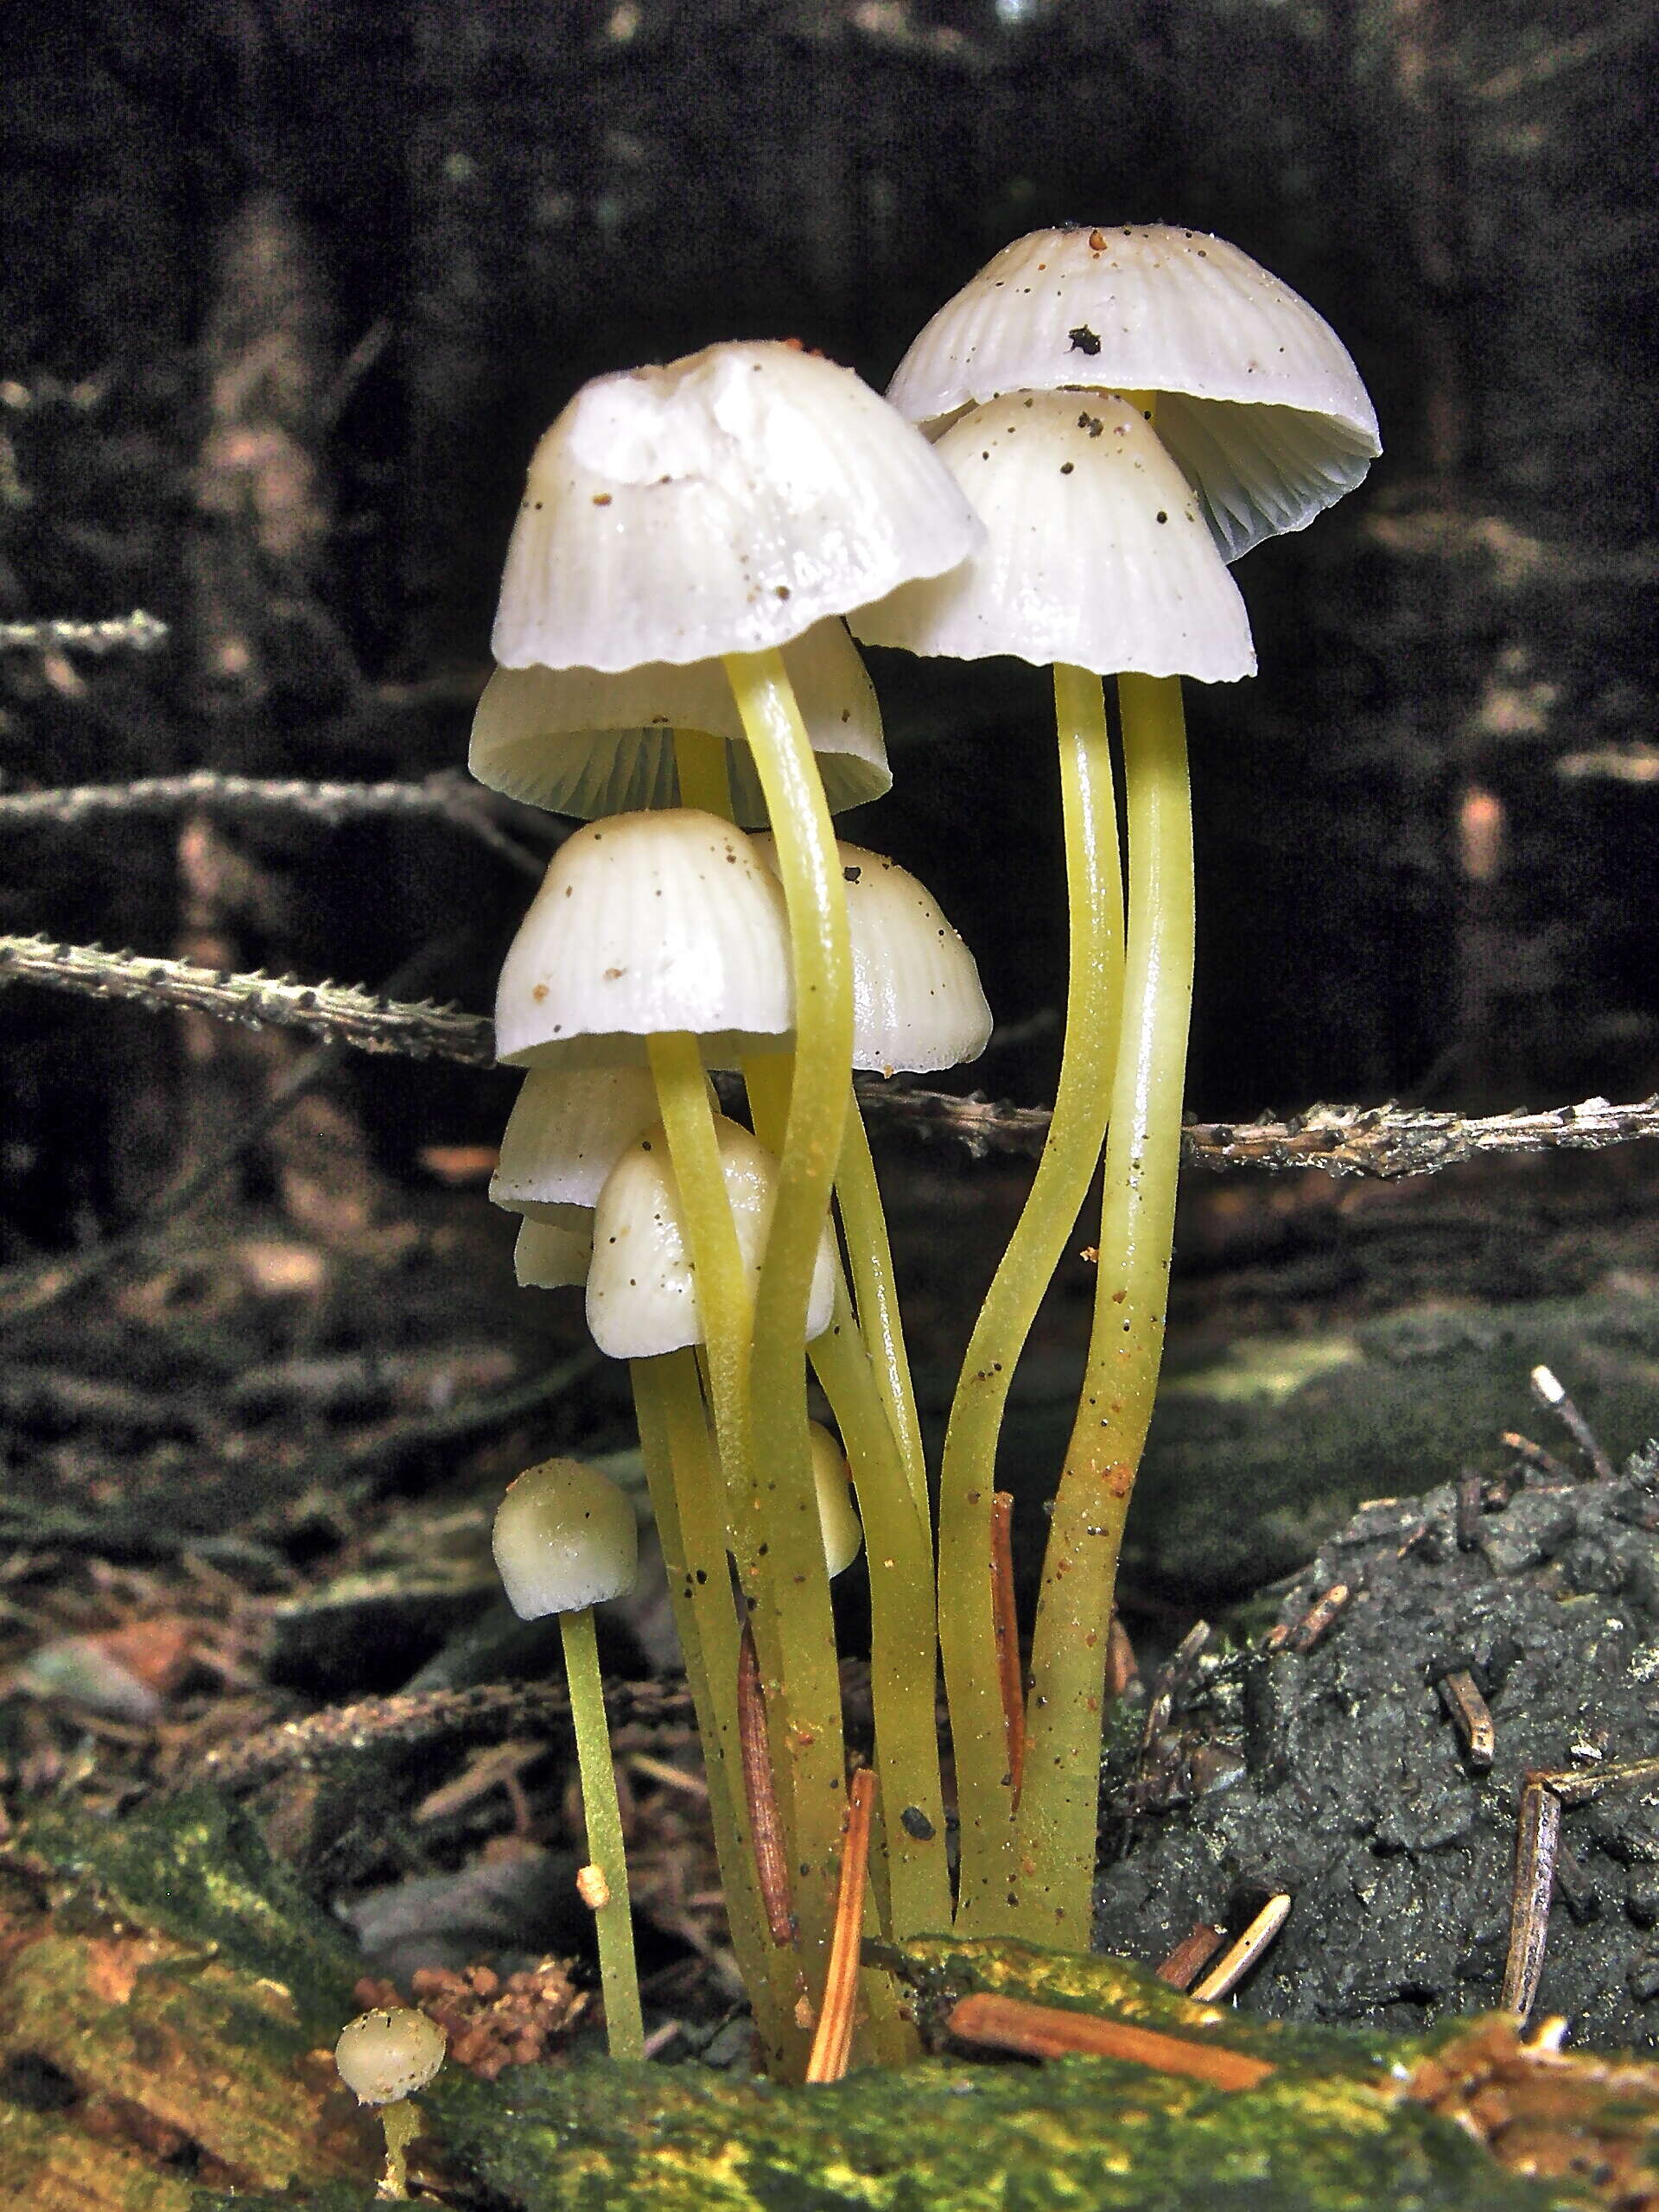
[334, 2005, 446, 2199]
[559, 1603, 645, 2060]
[630, 1349, 806, 2078]
[722, 645, 854, 1999]
[672, 726, 735, 817]
[1014, 669, 1193, 1942]
[936, 663, 1123, 1934]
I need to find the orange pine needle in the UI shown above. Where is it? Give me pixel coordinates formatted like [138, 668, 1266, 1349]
[944, 1991, 1274, 2090]
[804, 1768, 876, 2083]
[989, 1491, 1026, 1801]
[737, 1618, 794, 1946]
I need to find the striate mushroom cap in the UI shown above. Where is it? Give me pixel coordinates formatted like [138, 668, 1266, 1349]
[587, 1116, 836, 1361]
[753, 834, 993, 1073]
[334, 2007, 447, 2107]
[493, 1065, 664, 1225]
[513, 1216, 594, 1290]
[492, 1455, 639, 1618]
[887, 225, 1379, 562]
[470, 618, 888, 826]
[492, 340, 983, 671]
[494, 810, 792, 1071]
[853, 391, 1254, 682]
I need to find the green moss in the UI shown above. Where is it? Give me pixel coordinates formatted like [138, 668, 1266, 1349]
[434, 2049, 1579, 2212]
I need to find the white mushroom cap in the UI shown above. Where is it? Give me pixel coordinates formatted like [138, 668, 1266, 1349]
[493, 1065, 664, 1224]
[887, 226, 1380, 562]
[587, 1116, 836, 1361]
[470, 619, 888, 826]
[492, 340, 984, 671]
[514, 1216, 594, 1290]
[334, 2007, 447, 2107]
[494, 810, 792, 1071]
[493, 1455, 640, 1617]
[752, 835, 993, 1074]
[810, 1421, 862, 1579]
[852, 392, 1254, 683]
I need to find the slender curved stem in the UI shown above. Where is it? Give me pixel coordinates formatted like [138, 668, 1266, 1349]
[722, 647, 852, 2004]
[630, 1352, 806, 2076]
[1014, 671, 1193, 1944]
[673, 728, 735, 817]
[936, 665, 1122, 1933]
[558, 1605, 645, 2060]
[809, 1282, 951, 1938]
[834, 1099, 929, 1522]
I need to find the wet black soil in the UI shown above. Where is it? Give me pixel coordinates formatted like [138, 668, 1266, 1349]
[1094, 1440, 1659, 2051]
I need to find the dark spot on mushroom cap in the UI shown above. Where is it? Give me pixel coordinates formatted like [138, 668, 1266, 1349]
[592, 493, 613, 506]
[1068, 325, 1102, 357]
[843, 865, 861, 883]
[1060, 461, 1074, 475]
[1156, 510, 1168, 524]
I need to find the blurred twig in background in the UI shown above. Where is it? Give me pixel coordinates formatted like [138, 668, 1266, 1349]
[2, 928, 1655, 1179]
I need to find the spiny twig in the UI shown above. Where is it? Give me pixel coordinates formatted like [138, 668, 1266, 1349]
[0, 768, 545, 879]
[0, 609, 169, 655]
[0, 934, 497, 1065]
[862, 1084, 1659, 1179]
[3, 933, 1656, 1179]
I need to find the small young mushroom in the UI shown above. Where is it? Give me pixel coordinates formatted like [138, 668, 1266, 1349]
[334, 2005, 446, 2198]
[493, 1457, 645, 2062]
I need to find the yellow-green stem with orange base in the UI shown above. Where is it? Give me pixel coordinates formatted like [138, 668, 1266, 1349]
[936, 664, 1123, 1934]
[723, 646, 852, 2005]
[1012, 670, 1193, 1943]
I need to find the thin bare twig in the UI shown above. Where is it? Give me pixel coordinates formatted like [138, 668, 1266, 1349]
[181, 1677, 700, 1796]
[0, 610, 168, 654]
[4, 936, 1657, 1180]
[0, 769, 546, 879]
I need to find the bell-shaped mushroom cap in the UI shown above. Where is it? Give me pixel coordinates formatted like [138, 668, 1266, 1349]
[587, 1116, 836, 1361]
[470, 619, 889, 826]
[887, 226, 1379, 562]
[334, 2007, 447, 2107]
[492, 340, 984, 672]
[753, 835, 993, 1074]
[853, 392, 1254, 683]
[514, 1216, 594, 1290]
[494, 810, 792, 1071]
[493, 1455, 640, 1618]
[493, 1066, 664, 1224]
[810, 1421, 862, 1579]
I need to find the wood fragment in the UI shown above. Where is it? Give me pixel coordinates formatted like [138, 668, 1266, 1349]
[1456, 1470, 1484, 1550]
[1154, 1923, 1226, 1991]
[1191, 1894, 1293, 2001]
[804, 1769, 875, 2084]
[944, 1992, 1274, 2090]
[1503, 1779, 1562, 2017]
[1288, 1583, 1351, 1655]
[1438, 1669, 1497, 1771]
[1105, 1613, 1138, 1702]
[989, 1493, 1025, 1801]
[738, 1620, 795, 1947]
[1501, 1431, 1573, 1484]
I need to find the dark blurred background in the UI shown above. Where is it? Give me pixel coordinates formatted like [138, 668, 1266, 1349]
[4, 0, 1657, 1249]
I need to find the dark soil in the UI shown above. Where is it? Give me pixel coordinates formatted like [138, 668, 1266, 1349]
[1094, 1440, 1659, 2050]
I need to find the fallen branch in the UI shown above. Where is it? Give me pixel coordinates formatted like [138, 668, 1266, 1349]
[3, 933, 1656, 1178]
[0, 609, 168, 654]
[0, 768, 546, 878]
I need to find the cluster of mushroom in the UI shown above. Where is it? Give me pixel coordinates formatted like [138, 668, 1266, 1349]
[462, 229, 1376, 2080]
